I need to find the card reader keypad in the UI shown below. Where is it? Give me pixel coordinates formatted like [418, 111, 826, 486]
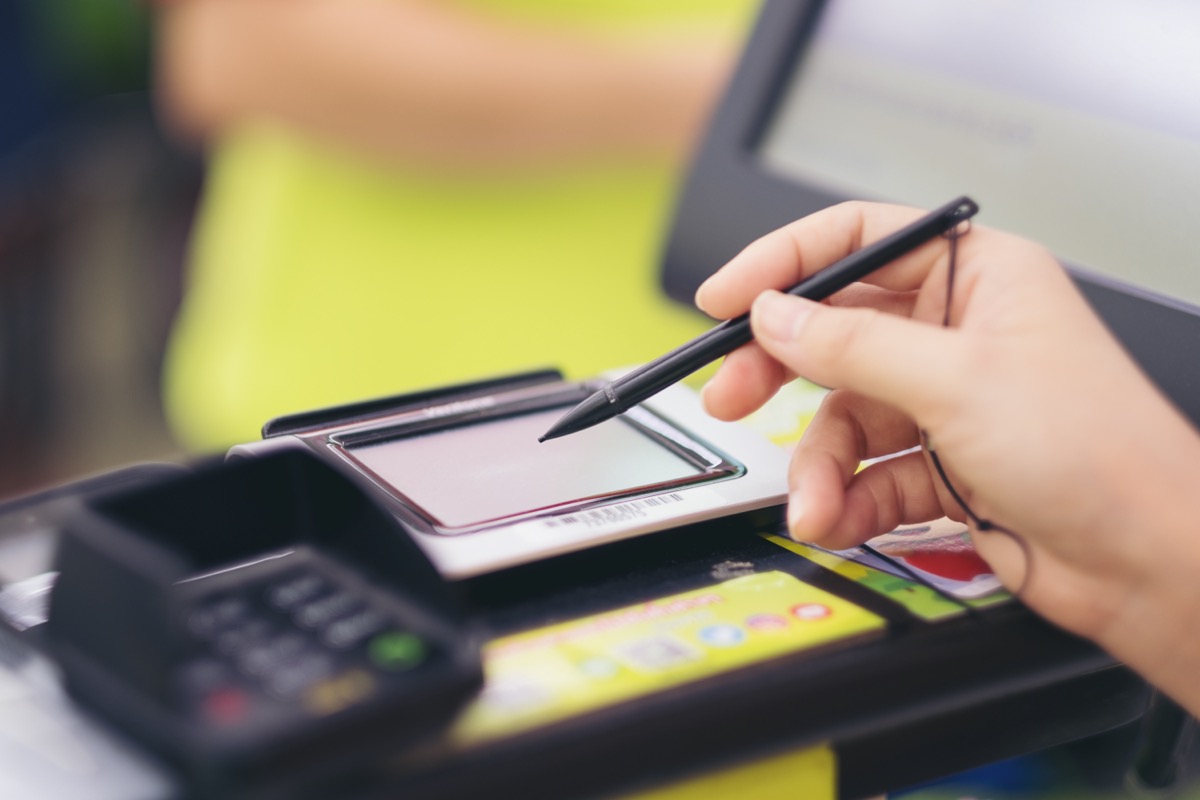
[181, 565, 433, 723]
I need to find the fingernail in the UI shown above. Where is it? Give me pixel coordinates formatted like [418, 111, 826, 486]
[753, 291, 812, 342]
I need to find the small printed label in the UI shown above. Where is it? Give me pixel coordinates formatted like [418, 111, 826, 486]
[544, 493, 688, 530]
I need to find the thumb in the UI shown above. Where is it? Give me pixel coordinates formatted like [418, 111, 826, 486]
[750, 290, 962, 419]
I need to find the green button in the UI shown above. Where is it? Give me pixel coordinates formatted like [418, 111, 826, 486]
[368, 632, 427, 670]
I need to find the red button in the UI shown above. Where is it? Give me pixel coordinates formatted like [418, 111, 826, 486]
[204, 686, 249, 725]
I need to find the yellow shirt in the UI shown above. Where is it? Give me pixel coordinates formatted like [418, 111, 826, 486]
[162, 1, 752, 450]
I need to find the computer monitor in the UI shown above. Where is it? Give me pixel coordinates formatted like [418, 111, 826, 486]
[662, 0, 1200, 424]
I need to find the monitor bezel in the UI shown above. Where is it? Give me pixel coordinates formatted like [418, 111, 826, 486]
[660, 0, 1200, 426]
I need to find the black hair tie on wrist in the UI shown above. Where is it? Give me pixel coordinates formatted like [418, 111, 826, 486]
[922, 221, 1034, 598]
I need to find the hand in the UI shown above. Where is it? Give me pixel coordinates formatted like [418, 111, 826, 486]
[695, 202, 1200, 666]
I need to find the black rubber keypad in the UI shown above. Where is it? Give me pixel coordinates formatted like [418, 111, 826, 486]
[180, 565, 435, 723]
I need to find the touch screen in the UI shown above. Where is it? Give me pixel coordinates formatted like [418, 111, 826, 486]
[342, 408, 706, 529]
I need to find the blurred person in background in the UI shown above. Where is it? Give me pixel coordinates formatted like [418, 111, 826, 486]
[153, 0, 754, 451]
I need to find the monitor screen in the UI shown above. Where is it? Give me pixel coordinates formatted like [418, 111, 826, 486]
[758, 0, 1200, 308]
[662, 0, 1200, 425]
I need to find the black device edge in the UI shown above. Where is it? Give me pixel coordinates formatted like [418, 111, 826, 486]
[262, 368, 565, 439]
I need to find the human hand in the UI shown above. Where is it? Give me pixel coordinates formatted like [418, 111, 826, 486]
[695, 201, 1200, 653]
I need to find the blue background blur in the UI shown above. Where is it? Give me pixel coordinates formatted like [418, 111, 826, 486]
[0, 0, 197, 499]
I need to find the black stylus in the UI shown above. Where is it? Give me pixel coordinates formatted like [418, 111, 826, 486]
[539, 196, 979, 442]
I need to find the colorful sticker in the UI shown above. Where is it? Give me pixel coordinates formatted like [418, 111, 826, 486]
[863, 519, 1003, 599]
[448, 571, 884, 745]
[764, 533, 1012, 621]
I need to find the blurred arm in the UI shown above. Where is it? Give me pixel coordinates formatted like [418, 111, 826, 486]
[154, 0, 739, 167]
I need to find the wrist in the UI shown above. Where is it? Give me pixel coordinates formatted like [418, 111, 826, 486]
[1097, 548, 1200, 717]
[608, 42, 732, 158]
[1087, 414, 1200, 715]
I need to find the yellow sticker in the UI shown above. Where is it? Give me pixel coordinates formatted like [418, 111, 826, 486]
[449, 571, 884, 745]
[622, 742, 836, 800]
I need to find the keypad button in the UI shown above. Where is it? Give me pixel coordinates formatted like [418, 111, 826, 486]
[202, 686, 250, 726]
[294, 591, 361, 630]
[368, 631, 427, 671]
[267, 572, 328, 611]
[303, 669, 377, 716]
[265, 653, 336, 697]
[178, 657, 235, 696]
[214, 618, 276, 657]
[237, 632, 311, 677]
[321, 608, 389, 650]
[188, 596, 251, 639]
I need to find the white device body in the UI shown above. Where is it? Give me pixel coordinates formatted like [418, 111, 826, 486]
[229, 375, 788, 579]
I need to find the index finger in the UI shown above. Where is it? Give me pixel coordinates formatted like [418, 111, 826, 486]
[694, 200, 955, 320]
